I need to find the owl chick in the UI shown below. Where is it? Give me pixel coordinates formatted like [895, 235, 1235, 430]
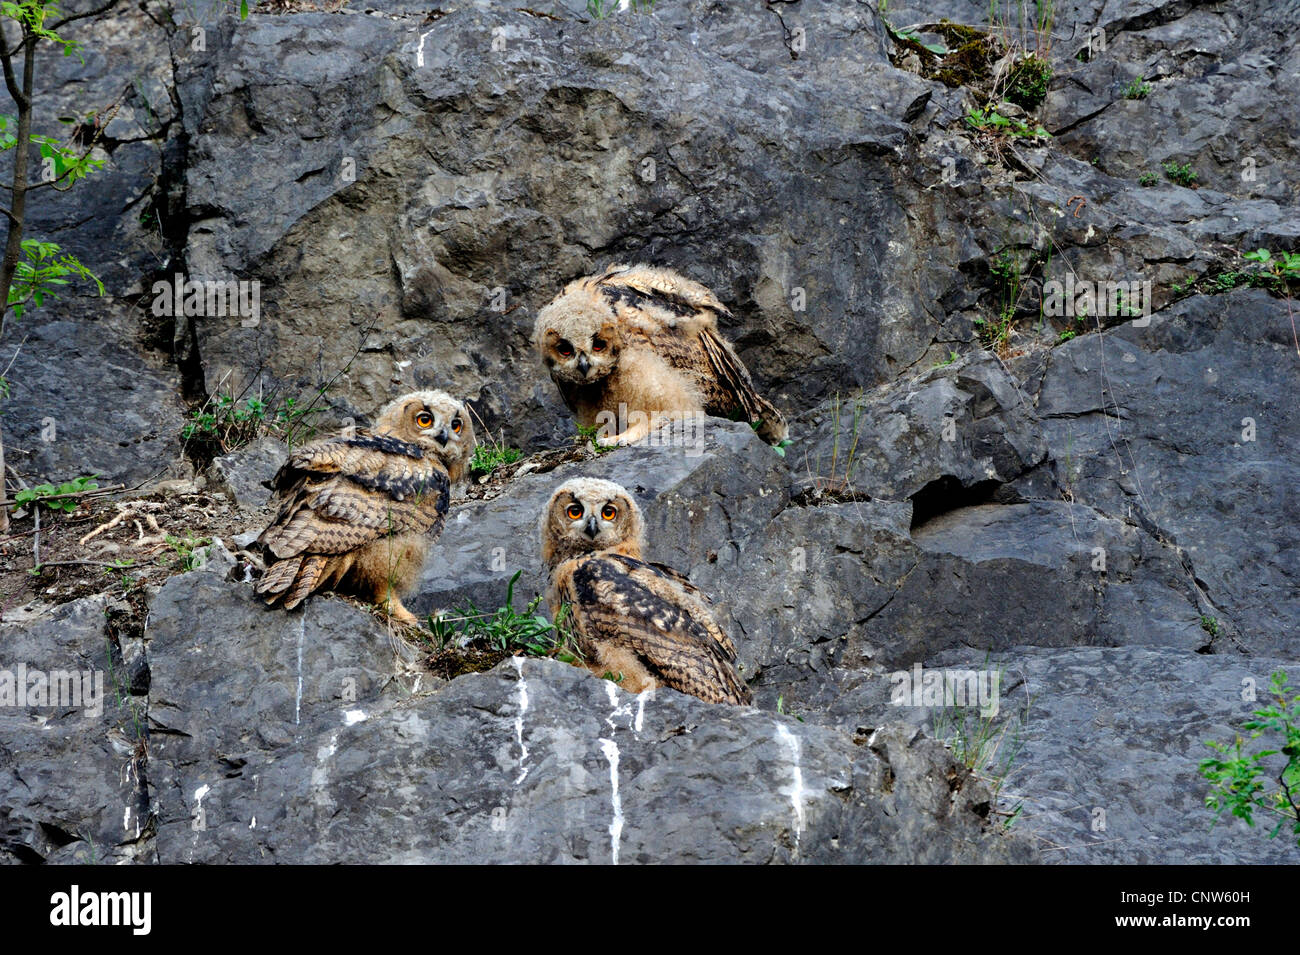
[254, 390, 476, 626]
[533, 264, 788, 447]
[540, 477, 752, 705]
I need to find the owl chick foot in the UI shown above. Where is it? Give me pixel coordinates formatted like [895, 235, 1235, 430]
[597, 413, 666, 448]
[377, 593, 419, 627]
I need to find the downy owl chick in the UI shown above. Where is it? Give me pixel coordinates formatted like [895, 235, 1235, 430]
[533, 264, 788, 447]
[540, 477, 752, 705]
[254, 390, 476, 626]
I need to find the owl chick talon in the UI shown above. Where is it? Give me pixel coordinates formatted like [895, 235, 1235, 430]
[381, 601, 418, 628]
[599, 429, 641, 448]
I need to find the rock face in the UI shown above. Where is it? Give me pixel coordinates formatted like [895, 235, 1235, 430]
[1031, 290, 1299, 656]
[154, 646, 1025, 864]
[1, 0, 1298, 863]
[80, 551, 1024, 865]
[820, 645, 1300, 864]
[0, 597, 150, 865]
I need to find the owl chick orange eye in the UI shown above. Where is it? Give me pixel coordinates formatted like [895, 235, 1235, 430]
[415, 412, 434, 428]
[591, 338, 606, 352]
[451, 418, 462, 434]
[566, 503, 584, 520]
[557, 341, 574, 358]
[601, 503, 617, 520]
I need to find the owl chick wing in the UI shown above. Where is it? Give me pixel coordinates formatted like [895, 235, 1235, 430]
[638, 558, 738, 658]
[561, 553, 751, 705]
[258, 432, 451, 559]
[595, 265, 786, 438]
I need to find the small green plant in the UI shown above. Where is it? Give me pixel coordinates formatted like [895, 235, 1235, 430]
[1139, 172, 1158, 186]
[894, 27, 948, 55]
[182, 389, 321, 455]
[932, 349, 960, 368]
[987, 0, 1055, 59]
[1200, 615, 1220, 637]
[1212, 271, 1249, 292]
[1111, 286, 1142, 318]
[978, 250, 1024, 353]
[1055, 309, 1087, 344]
[273, 396, 315, 435]
[929, 660, 1030, 826]
[1243, 248, 1300, 285]
[776, 694, 805, 722]
[1163, 161, 1198, 187]
[933, 703, 1023, 781]
[749, 419, 795, 458]
[964, 106, 1050, 139]
[931, 702, 1027, 823]
[470, 435, 524, 476]
[573, 422, 617, 455]
[1199, 670, 1300, 847]
[806, 391, 865, 496]
[165, 532, 211, 571]
[428, 570, 582, 660]
[1173, 250, 1300, 299]
[1004, 54, 1052, 110]
[103, 558, 139, 592]
[12, 474, 97, 513]
[1122, 75, 1151, 100]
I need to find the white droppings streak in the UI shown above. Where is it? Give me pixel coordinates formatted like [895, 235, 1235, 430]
[415, 27, 436, 67]
[598, 738, 624, 865]
[603, 680, 632, 733]
[776, 723, 807, 849]
[634, 688, 653, 733]
[512, 656, 530, 785]
[294, 615, 306, 725]
[123, 806, 130, 833]
[310, 735, 339, 815]
[193, 784, 210, 822]
[343, 709, 368, 726]
[250, 817, 257, 829]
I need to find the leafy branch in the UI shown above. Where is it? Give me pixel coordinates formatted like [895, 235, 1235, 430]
[1199, 670, 1300, 846]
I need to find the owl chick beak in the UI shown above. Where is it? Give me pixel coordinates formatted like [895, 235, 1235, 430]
[577, 354, 591, 377]
[583, 516, 600, 539]
[435, 427, 450, 446]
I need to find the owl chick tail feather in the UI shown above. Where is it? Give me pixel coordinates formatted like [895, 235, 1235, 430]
[697, 327, 789, 445]
[716, 660, 755, 706]
[255, 554, 329, 610]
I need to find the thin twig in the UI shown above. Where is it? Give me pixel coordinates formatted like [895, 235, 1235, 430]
[49, 0, 125, 32]
[282, 310, 382, 444]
